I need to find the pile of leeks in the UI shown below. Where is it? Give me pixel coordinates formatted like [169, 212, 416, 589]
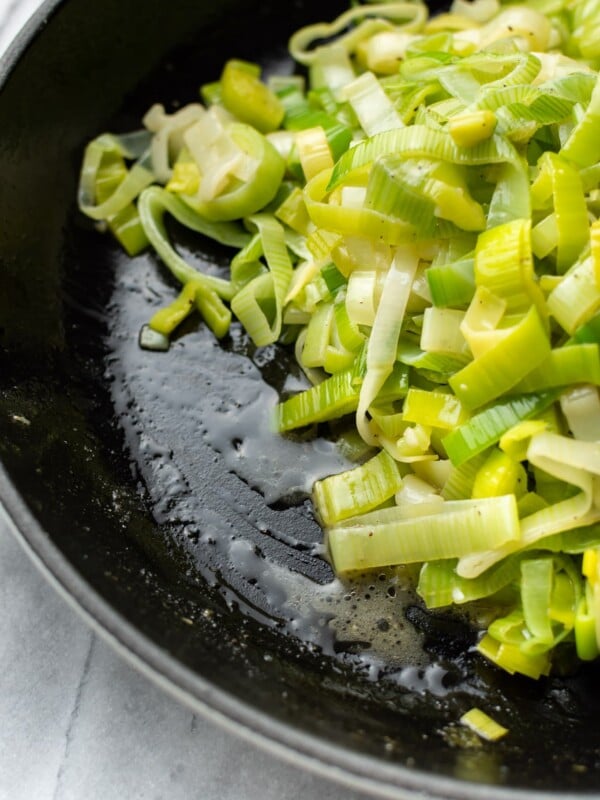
[79, 0, 600, 679]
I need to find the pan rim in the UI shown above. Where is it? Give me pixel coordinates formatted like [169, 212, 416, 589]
[0, 465, 580, 800]
[0, 3, 597, 799]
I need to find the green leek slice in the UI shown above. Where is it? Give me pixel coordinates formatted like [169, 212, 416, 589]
[182, 122, 285, 221]
[449, 306, 551, 410]
[78, 131, 154, 222]
[328, 494, 520, 573]
[138, 187, 242, 296]
[230, 214, 293, 346]
[220, 60, 284, 133]
[314, 449, 404, 526]
[443, 390, 559, 466]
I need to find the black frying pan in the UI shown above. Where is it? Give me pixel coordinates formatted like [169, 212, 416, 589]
[1, 1, 600, 797]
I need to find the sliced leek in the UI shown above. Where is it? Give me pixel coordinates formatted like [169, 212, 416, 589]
[78, 0, 600, 680]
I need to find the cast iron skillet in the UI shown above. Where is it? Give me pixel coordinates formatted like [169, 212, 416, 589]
[2, 1, 600, 797]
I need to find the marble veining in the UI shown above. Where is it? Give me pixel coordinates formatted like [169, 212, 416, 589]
[50, 635, 96, 800]
[0, 513, 371, 800]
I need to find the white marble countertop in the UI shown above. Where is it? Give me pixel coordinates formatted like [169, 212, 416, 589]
[0, 3, 371, 799]
[0, 519, 370, 800]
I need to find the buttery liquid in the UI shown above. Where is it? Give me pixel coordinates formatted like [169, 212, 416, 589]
[106, 253, 452, 693]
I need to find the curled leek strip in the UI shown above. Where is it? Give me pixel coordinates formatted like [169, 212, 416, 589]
[304, 168, 417, 244]
[442, 390, 559, 467]
[327, 124, 520, 191]
[78, 132, 154, 221]
[138, 186, 244, 298]
[561, 73, 600, 167]
[230, 214, 294, 347]
[417, 554, 522, 609]
[356, 245, 418, 445]
[276, 364, 361, 431]
[143, 103, 207, 183]
[289, 2, 428, 66]
[474, 218, 545, 316]
[458, 433, 600, 578]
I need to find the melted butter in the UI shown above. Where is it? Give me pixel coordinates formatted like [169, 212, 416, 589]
[198, 373, 352, 506]
[203, 525, 433, 680]
[105, 256, 448, 689]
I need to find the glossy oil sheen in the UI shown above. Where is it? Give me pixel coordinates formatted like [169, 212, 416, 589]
[1, 0, 600, 795]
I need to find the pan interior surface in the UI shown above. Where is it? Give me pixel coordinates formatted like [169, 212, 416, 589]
[1, 0, 600, 795]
